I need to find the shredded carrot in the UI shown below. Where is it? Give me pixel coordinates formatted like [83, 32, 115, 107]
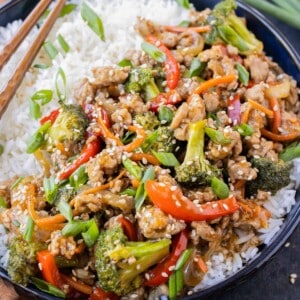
[34, 149, 51, 177]
[233, 180, 246, 198]
[188, 74, 237, 102]
[260, 128, 300, 142]
[73, 170, 126, 198]
[97, 117, 123, 146]
[237, 201, 252, 213]
[130, 152, 160, 165]
[248, 99, 274, 117]
[163, 25, 211, 33]
[26, 184, 66, 230]
[195, 255, 208, 273]
[241, 105, 252, 124]
[131, 178, 140, 189]
[74, 243, 85, 254]
[122, 125, 146, 152]
[60, 274, 93, 295]
[268, 97, 281, 134]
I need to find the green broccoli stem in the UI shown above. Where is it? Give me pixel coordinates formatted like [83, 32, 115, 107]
[183, 119, 207, 166]
[108, 239, 171, 261]
[119, 244, 170, 284]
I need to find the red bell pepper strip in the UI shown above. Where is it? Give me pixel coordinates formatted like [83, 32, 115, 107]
[146, 35, 180, 89]
[36, 250, 63, 288]
[40, 108, 60, 125]
[144, 229, 188, 286]
[150, 90, 182, 112]
[145, 180, 239, 222]
[59, 138, 101, 180]
[227, 93, 241, 125]
[89, 287, 120, 300]
[117, 216, 138, 241]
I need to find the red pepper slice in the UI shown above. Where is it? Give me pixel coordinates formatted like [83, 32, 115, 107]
[59, 138, 101, 180]
[145, 180, 239, 222]
[89, 287, 120, 300]
[117, 216, 138, 241]
[146, 35, 180, 90]
[227, 93, 241, 125]
[144, 229, 188, 286]
[36, 250, 63, 288]
[150, 90, 182, 112]
[40, 108, 60, 125]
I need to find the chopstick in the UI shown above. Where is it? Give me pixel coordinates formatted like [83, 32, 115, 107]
[0, 0, 66, 118]
[0, 0, 52, 70]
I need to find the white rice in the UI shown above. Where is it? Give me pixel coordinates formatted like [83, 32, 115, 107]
[0, 0, 298, 294]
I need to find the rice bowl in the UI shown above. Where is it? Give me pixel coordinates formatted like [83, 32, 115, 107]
[0, 0, 299, 299]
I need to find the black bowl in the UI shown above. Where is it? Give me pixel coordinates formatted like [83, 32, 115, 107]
[0, 1, 299, 299]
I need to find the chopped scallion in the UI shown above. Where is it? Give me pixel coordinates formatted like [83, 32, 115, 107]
[168, 272, 177, 300]
[55, 67, 67, 102]
[31, 89, 53, 105]
[24, 216, 34, 242]
[31, 277, 65, 298]
[205, 127, 231, 145]
[69, 165, 88, 189]
[121, 188, 136, 197]
[176, 0, 190, 9]
[62, 220, 90, 237]
[236, 63, 249, 86]
[26, 121, 51, 153]
[211, 177, 229, 199]
[57, 200, 73, 222]
[57, 34, 70, 53]
[152, 151, 180, 167]
[158, 106, 174, 125]
[82, 219, 99, 247]
[81, 2, 105, 41]
[189, 58, 206, 78]
[234, 123, 254, 137]
[0, 196, 7, 208]
[0, 144, 3, 155]
[122, 158, 143, 180]
[141, 42, 166, 63]
[60, 3, 77, 17]
[135, 166, 155, 211]
[141, 131, 158, 153]
[10, 177, 24, 190]
[29, 99, 41, 120]
[118, 59, 133, 67]
[43, 41, 58, 59]
[33, 63, 49, 69]
[43, 176, 58, 204]
[175, 248, 192, 270]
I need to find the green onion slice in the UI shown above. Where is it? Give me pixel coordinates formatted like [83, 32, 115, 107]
[176, 0, 190, 9]
[26, 121, 51, 153]
[62, 220, 90, 237]
[279, 142, 300, 162]
[69, 166, 88, 189]
[141, 131, 158, 153]
[43, 176, 58, 204]
[29, 99, 41, 120]
[57, 200, 73, 222]
[234, 123, 254, 137]
[81, 2, 105, 41]
[82, 219, 99, 247]
[60, 3, 77, 17]
[57, 34, 70, 53]
[55, 67, 67, 102]
[31, 277, 65, 298]
[141, 42, 166, 63]
[135, 166, 155, 211]
[168, 272, 177, 300]
[118, 59, 133, 67]
[158, 106, 174, 125]
[189, 58, 206, 78]
[211, 177, 230, 199]
[120, 188, 136, 197]
[43, 41, 58, 59]
[205, 127, 231, 145]
[33, 63, 50, 69]
[152, 151, 180, 167]
[236, 63, 249, 86]
[175, 248, 192, 270]
[122, 158, 143, 180]
[31, 89, 53, 105]
[0, 144, 3, 155]
[0, 196, 7, 208]
[24, 216, 34, 242]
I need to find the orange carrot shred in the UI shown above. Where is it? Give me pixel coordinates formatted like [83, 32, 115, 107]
[122, 125, 146, 152]
[60, 274, 93, 295]
[268, 97, 281, 134]
[130, 152, 160, 165]
[195, 255, 208, 273]
[260, 128, 300, 142]
[163, 25, 211, 33]
[248, 99, 274, 117]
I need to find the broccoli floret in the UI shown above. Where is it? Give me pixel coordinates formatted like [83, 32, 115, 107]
[134, 112, 160, 131]
[47, 104, 89, 145]
[94, 225, 170, 296]
[152, 126, 176, 153]
[205, 0, 263, 55]
[245, 158, 292, 196]
[125, 67, 160, 101]
[175, 119, 221, 187]
[7, 236, 46, 285]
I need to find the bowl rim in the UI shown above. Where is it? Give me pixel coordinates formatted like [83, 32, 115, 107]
[0, 1, 299, 299]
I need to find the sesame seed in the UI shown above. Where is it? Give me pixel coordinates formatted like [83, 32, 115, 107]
[290, 273, 297, 279]
[170, 185, 177, 191]
[161, 272, 168, 278]
[175, 200, 181, 207]
[284, 242, 290, 248]
[223, 203, 229, 210]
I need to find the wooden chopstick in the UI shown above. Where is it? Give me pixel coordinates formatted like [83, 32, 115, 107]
[0, 0, 52, 70]
[0, 0, 66, 118]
